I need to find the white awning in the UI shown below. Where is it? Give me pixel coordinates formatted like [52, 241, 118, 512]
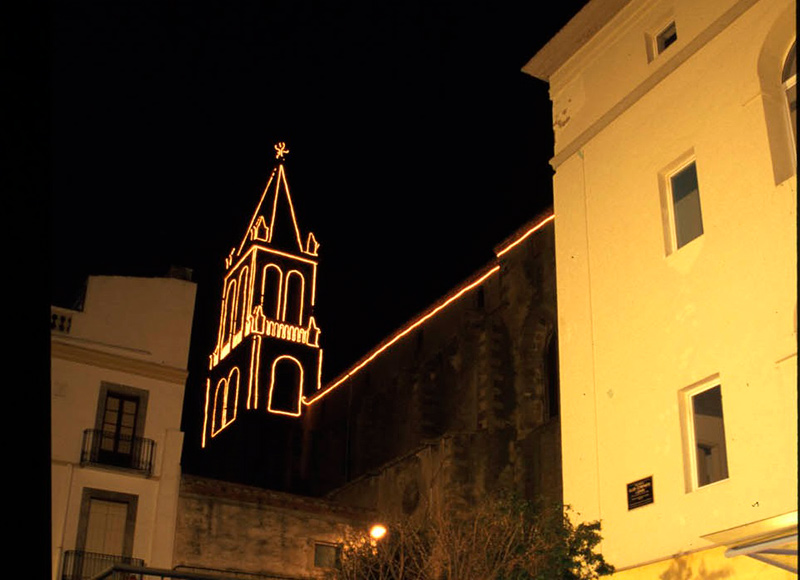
[702, 511, 798, 575]
[725, 533, 798, 574]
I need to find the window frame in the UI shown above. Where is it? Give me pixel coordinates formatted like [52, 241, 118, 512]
[94, 383, 148, 455]
[781, 39, 797, 161]
[646, 17, 678, 63]
[656, 21, 678, 54]
[75, 487, 138, 557]
[659, 154, 704, 255]
[313, 542, 342, 569]
[679, 378, 730, 492]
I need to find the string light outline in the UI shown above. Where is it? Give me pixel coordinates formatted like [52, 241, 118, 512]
[204, 143, 325, 445]
[267, 355, 305, 416]
[304, 264, 501, 404]
[495, 213, 554, 257]
[203, 148, 553, 439]
[303, 212, 554, 406]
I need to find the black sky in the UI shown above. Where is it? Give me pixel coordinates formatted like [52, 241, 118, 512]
[48, 0, 589, 465]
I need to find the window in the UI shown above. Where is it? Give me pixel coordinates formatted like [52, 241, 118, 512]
[685, 384, 730, 488]
[782, 40, 797, 145]
[757, 11, 796, 183]
[656, 21, 677, 54]
[93, 383, 148, 469]
[76, 488, 137, 557]
[663, 159, 704, 252]
[646, 19, 677, 62]
[314, 543, 341, 569]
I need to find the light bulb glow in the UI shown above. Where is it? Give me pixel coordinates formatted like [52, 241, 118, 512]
[495, 213, 554, 257]
[370, 524, 387, 540]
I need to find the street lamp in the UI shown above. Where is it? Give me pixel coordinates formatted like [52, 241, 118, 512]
[369, 524, 387, 541]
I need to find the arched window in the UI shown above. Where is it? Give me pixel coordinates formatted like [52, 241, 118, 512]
[260, 264, 282, 320]
[220, 280, 237, 346]
[283, 271, 305, 325]
[212, 367, 240, 435]
[782, 40, 796, 147]
[757, 7, 796, 183]
[234, 267, 249, 335]
[268, 356, 303, 416]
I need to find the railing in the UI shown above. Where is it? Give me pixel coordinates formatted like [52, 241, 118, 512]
[80, 429, 155, 477]
[89, 563, 307, 580]
[51, 309, 73, 334]
[61, 550, 144, 580]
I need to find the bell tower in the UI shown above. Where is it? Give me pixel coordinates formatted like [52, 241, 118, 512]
[202, 142, 323, 450]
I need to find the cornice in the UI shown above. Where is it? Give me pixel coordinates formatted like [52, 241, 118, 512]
[51, 339, 188, 385]
[549, 0, 761, 169]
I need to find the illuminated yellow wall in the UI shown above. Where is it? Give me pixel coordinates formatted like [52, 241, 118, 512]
[51, 275, 196, 579]
[534, 0, 796, 572]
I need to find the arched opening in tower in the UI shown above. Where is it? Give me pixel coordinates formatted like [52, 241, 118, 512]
[268, 356, 303, 416]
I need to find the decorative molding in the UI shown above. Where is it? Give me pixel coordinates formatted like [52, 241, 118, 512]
[548, 0, 761, 170]
[51, 340, 188, 384]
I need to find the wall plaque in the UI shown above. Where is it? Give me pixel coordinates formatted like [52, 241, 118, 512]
[627, 476, 654, 510]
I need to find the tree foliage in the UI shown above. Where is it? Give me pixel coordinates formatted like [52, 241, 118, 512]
[326, 494, 614, 580]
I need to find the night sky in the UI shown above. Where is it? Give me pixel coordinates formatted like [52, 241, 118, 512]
[48, 0, 589, 473]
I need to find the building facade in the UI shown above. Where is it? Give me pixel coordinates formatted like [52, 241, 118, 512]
[172, 475, 376, 579]
[51, 273, 197, 580]
[524, 0, 796, 576]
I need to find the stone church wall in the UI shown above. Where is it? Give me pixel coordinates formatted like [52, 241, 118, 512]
[173, 475, 375, 579]
[301, 212, 560, 519]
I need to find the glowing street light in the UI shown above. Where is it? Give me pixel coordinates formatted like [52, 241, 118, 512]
[369, 524, 387, 541]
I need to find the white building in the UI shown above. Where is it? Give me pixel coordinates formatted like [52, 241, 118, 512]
[51, 273, 196, 580]
[524, 0, 796, 577]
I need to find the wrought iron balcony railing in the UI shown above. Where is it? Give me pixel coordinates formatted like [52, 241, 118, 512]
[88, 563, 305, 580]
[61, 550, 144, 580]
[80, 429, 155, 477]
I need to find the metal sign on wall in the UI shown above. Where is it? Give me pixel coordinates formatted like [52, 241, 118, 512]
[627, 476, 654, 510]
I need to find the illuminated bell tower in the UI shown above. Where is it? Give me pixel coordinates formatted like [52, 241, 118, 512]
[202, 142, 323, 449]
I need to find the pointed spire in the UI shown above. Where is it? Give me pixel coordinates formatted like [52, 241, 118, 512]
[235, 142, 314, 259]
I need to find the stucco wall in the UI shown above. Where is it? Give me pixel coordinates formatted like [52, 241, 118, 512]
[546, 0, 797, 570]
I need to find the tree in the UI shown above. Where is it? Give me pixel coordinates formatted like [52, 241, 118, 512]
[326, 493, 614, 580]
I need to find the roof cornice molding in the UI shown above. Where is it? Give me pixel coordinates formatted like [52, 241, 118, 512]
[522, 0, 635, 82]
[545, 0, 762, 169]
[51, 339, 189, 385]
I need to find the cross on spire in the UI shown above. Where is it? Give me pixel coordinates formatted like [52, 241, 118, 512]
[274, 142, 290, 160]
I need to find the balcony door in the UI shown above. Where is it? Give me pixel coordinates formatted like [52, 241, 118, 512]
[93, 383, 148, 470]
[98, 392, 139, 467]
[70, 488, 138, 580]
[84, 498, 127, 555]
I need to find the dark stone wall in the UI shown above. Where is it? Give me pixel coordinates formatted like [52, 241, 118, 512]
[300, 213, 560, 517]
[173, 475, 374, 579]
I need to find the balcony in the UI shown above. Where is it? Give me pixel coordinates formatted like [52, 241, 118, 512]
[51, 308, 73, 334]
[61, 550, 144, 580]
[81, 429, 155, 477]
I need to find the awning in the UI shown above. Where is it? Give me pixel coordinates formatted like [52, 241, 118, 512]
[702, 511, 798, 575]
[725, 533, 798, 574]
